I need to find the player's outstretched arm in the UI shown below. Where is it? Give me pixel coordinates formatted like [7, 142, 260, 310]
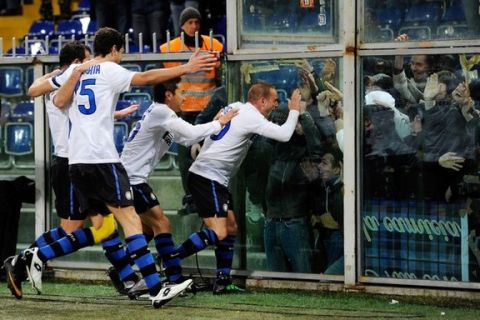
[54, 59, 97, 108]
[131, 49, 217, 86]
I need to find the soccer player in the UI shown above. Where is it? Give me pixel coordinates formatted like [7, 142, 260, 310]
[10, 27, 218, 308]
[4, 41, 139, 299]
[176, 83, 301, 294]
[118, 78, 237, 298]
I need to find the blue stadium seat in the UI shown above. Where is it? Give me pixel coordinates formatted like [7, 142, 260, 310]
[299, 12, 322, 31]
[121, 63, 142, 72]
[269, 13, 297, 31]
[77, 0, 91, 12]
[437, 1, 468, 38]
[5, 122, 33, 155]
[243, 13, 262, 31]
[376, 8, 402, 32]
[24, 67, 34, 93]
[404, 2, 442, 23]
[399, 2, 443, 40]
[28, 20, 55, 39]
[122, 92, 152, 104]
[130, 86, 154, 97]
[86, 19, 97, 36]
[0, 67, 23, 97]
[6, 47, 26, 56]
[250, 64, 299, 93]
[56, 20, 84, 40]
[10, 102, 34, 122]
[113, 122, 129, 153]
[167, 142, 178, 156]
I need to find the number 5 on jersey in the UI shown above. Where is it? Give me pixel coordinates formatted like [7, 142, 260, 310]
[78, 79, 97, 115]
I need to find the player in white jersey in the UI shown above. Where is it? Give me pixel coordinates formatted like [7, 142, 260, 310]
[117, 78, 237, 298]
[16, 27, 218, 308]
[174, 83, 301, 294]
[4, 42, 141, 300]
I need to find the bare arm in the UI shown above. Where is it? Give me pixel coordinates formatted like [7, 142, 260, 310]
[170, 108, 238, 145]
[53, 60, 97, 108]
[114, 104, 139, 119]
[27, 69, 61, 97]
[130, 49, 217, 86]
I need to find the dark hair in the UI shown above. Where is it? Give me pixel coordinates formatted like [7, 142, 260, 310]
[470, 78, 480, 101]
[248, 83, 275, 103]
[93, 27, 124, 57]
[59, 41, 86, 67]
[437, 70, 460, 94]
[153, 78, 181, 103]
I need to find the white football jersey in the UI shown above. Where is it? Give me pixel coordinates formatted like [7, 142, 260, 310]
[45, 91, 69, 157]
[50, 61, 135, 164]
[47, 65, 78, 158]
[121, 102, 222, 185]
[189, 102, 299, 186]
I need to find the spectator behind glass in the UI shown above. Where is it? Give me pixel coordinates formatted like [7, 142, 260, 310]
[169, 0, 199, 36]
[131, 0, 169, 47]
[310, 152, 343, 274]
[159, 7, 223, 215]
[393, 34, 437, 105]
[416, 71, 478, 202]
[264, 98, 322, 274]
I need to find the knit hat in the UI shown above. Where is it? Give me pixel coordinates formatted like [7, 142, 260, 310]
[180, 7, 201, 27]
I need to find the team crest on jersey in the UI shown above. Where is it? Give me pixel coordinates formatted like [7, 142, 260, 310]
[150, 192, 157, 201]
[125, 190, 132, 200]
[223, 203, 228, 212]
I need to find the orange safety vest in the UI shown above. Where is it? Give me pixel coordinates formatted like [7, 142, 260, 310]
[159, 35, 223, 112]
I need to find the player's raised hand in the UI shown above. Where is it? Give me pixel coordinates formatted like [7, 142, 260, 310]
[217, 108, 239, 125]
[186, 49, 218, 73]
[288, 89, 302, 111]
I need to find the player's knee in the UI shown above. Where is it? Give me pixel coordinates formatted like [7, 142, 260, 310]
[90, 213, 116, 244]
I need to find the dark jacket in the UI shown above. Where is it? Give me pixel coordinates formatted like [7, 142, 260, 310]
[265, 105, 324, 218]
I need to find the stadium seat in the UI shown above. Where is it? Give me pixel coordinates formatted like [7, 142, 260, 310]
[376, 8, 402, 38]
[122, 92, 151, 104]
[437, 1, 468, 38]
[113, 122, 129, 153]
[0, 124, 12, 169]
[243, 13, 262, 31]
[399, 2, 443, 40]
[299, 12, 321, 31]
[56, 20, 84, 40]
[10, 102, 34, 122]
[250, 63, 299, 93]
[86, 19, 97, 36]
[24, 67, 34, 93]
[28, 20, 55, 39]
[6, 47, 26, 56]
[5, 122, 33, 155]
[269, 13, 297, 31]
[0, 67, 23, 97]
[144, 63, 160, 71]
[77, 0, 91, 12]
[121, 63, 142, 72]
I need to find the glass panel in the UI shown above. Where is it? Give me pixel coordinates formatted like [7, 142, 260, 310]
[361, 53, 480, 283]
[363, 0, 480, 43]
[0, 64, 36, 261]
[231, 58, 344, 275]
[240, 0, 338, 48]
